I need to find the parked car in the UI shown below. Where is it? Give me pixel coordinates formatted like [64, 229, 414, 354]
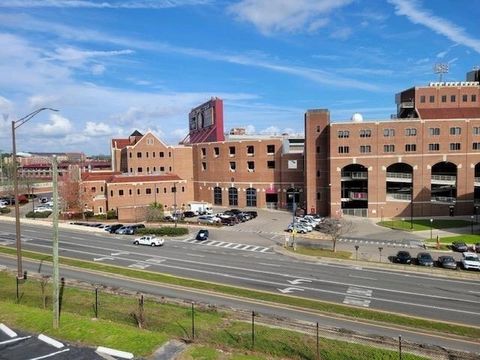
[34, 206, 52, 213]
[416, 252, 434, 266]
[106, 224, 124, 233]
[451, 241, 469, 252]
[116, 224, 145, 235]
[395, 251, 412, 264]
[196, 229, 209, 241]
[197, 215, 218, 224]
[437, 256, 458, 270]
[245, 211, 258, 218]
[286, 223, 308, 234]
[133, 235, 164, 247]
[183, 211, 197, 218]
[474, 243, 480, 253]
[461, 252, 480, 270]
[221, 216, 237, 226]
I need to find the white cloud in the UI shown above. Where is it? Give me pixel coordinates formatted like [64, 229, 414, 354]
[228, 0, 352, 34]
[330, 27, 352, 40]
[34, 113, 73, 137]
[0, 0, 210, 8]
[91, 64, 106, 75]
[388, 0, 480, 54]
[244, 125, 256, 134]
[49, 47, 134, 64]
[83, 121, 121, 137]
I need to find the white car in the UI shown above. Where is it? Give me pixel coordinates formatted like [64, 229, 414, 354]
[133, 235, 164, 247]
[461, 252, 480, 270]
[287, 223, 308, 234]
[34, 206, 52, 213]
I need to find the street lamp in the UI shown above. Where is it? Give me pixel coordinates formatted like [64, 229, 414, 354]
[354, 245, 359, 261]
[12, 108, 58, 279]
[173, 182, 178, 228]
[410, 184, 414, 230]
[378, 247, 383, 262]
[471, 215, 474, 235]
[288, 192, 298, 250]
[429, 218, 433, 240]
[475, 206, 479, 224]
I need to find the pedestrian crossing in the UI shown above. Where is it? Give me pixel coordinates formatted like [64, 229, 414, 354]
[182, 238, 272, 253]
[343, 286, 373, 308]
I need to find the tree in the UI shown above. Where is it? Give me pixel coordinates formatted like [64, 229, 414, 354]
[146, 202, 164, 222]
[321, 218, 354, 252]
[59, 166, 89, 219]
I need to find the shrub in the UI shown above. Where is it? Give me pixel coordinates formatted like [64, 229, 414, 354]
[0, 207, 11, 214]
[26, 211, 52, 218]
[106, 209, 117, 220]
[136, 227, 188, 236]
[84, 210, 94, 218]
[94, 214, 107, 220]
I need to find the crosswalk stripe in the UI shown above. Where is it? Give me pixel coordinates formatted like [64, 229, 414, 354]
[249, 246, 260, 251]
[233, 244, 243, 249]
[343, 296, 371, 307]
[214, 241, 226, 246]
[259, 248, 269, 252]
[224, 243, 235, 248]
[241, 245, 252, 250]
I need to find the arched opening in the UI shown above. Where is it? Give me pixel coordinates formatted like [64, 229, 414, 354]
[341, 164, 368, 216]
[213, 187, 222, 205]
[431, 162, 457, 203]
[228, 187, 238, 206]
[246, 188, 257, 207]
[386, 163, 413, 201]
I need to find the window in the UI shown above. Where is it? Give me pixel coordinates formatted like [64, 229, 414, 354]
[110, 190, 113, 197]
[360, 145, 371, 153]
[429, 95, 435, 103]
[441, 95, 447, 103]
[474, 127, 480, 135]
[451, 95, 456, 102]
[137, 189, 140, 195]
[428, 143, 440, 151]
[169, 166, 172, 171]
[337, 130, 349, 138]
[160, 166, 165, 172]
[267, 144, 275, 154]
[160, 152, 164, 157]
[228, 187, 238, 206]
[267, 160, 275, 169]
[137, 152, 142, 158]
[153, 167, 156, 172]
[130, 168, 133, 173]
[463, 94, 468, 102]
[405, 144, 416, 152]
[383, 128, 395, 137]
[450, 127, 461, 135]
[146, 152, 149, 158]
[182, 186, 185, 192]
[156, 187, 159, 193]
[171, 186, 176, 193]
[153, 152, 155, 158]
[146, 188, 151, 195]
[247, 161, 255, 172]
[317, 170, 320, 177]
[147, 138, 153, 145]
[316, 126, 320, 133]
[202, 162, 207, 171]
[247, 145, 254, 155]
[119, 190, 124, 196]
[169, 152, 171, 157]
[420, 95, 426, 103]
[338, 146, 349, 154]
[147, 167, 150, 173]
[213, 187, 222, 205]
[214, 147, 220, 156]
[472, 94, 477, 102]
[384, 144, 395, 153]
[229, 146, 236, 156]
[316, 146, 320, 153]
[201, 148, 206, 157]
[450, 143, 461, 151]
[163, 188, 167, 194]
[360, 129, 371, 138]
[473, 143, 480, 150]
[100, 186, 103, 192]
[229, 162, 236, 171]
[405, 128, 417, 136]
[316, 192, 321, 200]
[129, 189, 132, 195]
[429, 127, 440, 136]
[129, 152, 132, 158]
[91, 186, 96, 192]
[137, 167, 142, 173]
[246, 188, 257, 207]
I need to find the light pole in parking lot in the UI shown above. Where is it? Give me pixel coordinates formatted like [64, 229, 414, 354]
[429, 218, 433, 240]
[173, 182, 178, 228]
[288, 192, 298, 251]
[11, 108, 58, 280]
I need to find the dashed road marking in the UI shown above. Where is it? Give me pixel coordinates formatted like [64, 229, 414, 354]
[180, 238, 271, 253]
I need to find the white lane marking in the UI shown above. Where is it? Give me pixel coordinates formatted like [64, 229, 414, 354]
[0, 323, 17, 337]
[93, 256, 114, 262]
[0, 335, 31, 346]
[128, 263, 151, 270]
[288, 278, 312, 285]
[70, 237, 85, 240]
[214, 241, 226, 247]
[277, 287, 304, 294]
[29, 349, 70, 360]
[468, 290, 480, 294]
[186, 253, 205, 257]
[258, 262, 281, 267]
[259, 247, 269, 253]
[224, 243, 235, 248]
[111, 251, 129, 256]
[233, 244, 243, 249]
[145, 258, 166, 264]
[349, 275, 378, 281]
[241, 245, 252, 250]
[249, 246, 260, 252]
[207, 241, 219, 246]
[343, 296, 371, 307]
[38, 333, 64, 348]
[347, 287, 373, 297]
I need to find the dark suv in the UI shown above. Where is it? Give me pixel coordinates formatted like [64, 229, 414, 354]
[451, 241, 468, 252]
[416, 252, 434, 266]
[395, 251, 412, 264]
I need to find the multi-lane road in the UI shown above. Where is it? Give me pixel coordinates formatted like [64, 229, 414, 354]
[0, 220, 480, 354]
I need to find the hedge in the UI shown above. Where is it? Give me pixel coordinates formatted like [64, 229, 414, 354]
[0, 207, 11, 214]
[25, 210, 51, 218]
[136, 226, 189, 236]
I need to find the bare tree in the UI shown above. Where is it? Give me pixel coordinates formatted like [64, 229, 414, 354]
[320, 218, 354, 252]
[146, 202, 164, 222]
[59, 167, 89, 219]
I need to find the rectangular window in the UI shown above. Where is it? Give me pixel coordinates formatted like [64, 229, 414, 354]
[201, 148, 206, 157]
[474, 127, 480, 135]
[450, 143, 461, 151]
[160, 152, 164, 157]
[119, 190, 124, 196]
[316, 192, 321, 200]
[420, 95, 425, 103]
[146, 188, 151, 194]
[137, 189, 140, 195]
[383, 128, 395, 137]
[229, 162, 236, 171]
[472, 94, 477, 102]
[247, 161, 255, 172]
[451, 95, 456, 102]
[147, 138, 153, 145]
[267, 160, 275, 169]
[429, 95, 435, 103]
[160, 166, 165, 172]
[229, 146, 236, 156]
[129, 152, 132, 158]
[137, 152, 142, 158]
[137, 167, 142, 173]
[214, 147, 220, 156]
[359, 129, 371, 138]
[91, 186, 96, 192]
[441, 95, 447, 103]
[337, 130, 349, 138]
[338, 146, 349, 154]
[428, 143, 440, 151]
[110, 190, 113, 197]
[463, 94, 468, 102]
[450, 127, 461, 135]
[360, 145, 371, 153]
[384, 144, 395, 153]
[405, 144, 416, 152]
[405, 128, 417, 136]
[153, 152, 155, 158]
[129, 189, 132, 195]
[247, 145, 254, 155]
[267, 144, 275, 154]
[473, 143, 480, 150]
[201, 162, 207, 171]
[316, 146, 320, 153]
[429, 127, 440, 136]
[146, 152, 149, 158]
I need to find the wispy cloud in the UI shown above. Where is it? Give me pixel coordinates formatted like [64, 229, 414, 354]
[228, 0, 352, 34]
[0, 0, 210, 8]
[388, 0, 480, 54]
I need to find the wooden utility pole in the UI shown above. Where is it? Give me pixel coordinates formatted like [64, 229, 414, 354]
[52, 156, 60, 329]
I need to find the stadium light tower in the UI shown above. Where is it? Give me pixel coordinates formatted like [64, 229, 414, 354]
[433, 63, 449, 82]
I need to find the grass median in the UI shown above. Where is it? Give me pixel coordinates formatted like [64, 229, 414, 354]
[0, 245, 479, 340]
[379, 219, 470, 231]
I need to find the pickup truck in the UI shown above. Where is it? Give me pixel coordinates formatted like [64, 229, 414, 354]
[133, 235, 164, 247]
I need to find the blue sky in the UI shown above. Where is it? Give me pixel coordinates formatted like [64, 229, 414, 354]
[0, 0, 479, 155]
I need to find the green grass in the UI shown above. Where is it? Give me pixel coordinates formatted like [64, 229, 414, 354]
[379, 219, 471, 231]
[0, 271, 429, 360]
[435, 234, 480, 245]
[1, 245, 479, 340]
[285, 245, 352, 259]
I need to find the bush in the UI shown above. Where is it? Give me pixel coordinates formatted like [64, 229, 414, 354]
[84, 211, 94, 218]
[93, 214, 107, 220]
[0, 207, 11, 214]
[106, 209, 117, 220]
[136, 227, 188, 237]
[26, 211, 52, 218]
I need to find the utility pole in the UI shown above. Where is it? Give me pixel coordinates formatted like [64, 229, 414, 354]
[173, 182, 178, 228]
[52, 156, 60, 329]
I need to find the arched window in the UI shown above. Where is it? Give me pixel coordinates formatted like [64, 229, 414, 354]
[213, 187, 222, 205]
[228, 187, 238, 206]
[246, 188, 257, 207]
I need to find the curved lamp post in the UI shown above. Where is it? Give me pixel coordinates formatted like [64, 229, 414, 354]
[12, 108, 59, 279]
